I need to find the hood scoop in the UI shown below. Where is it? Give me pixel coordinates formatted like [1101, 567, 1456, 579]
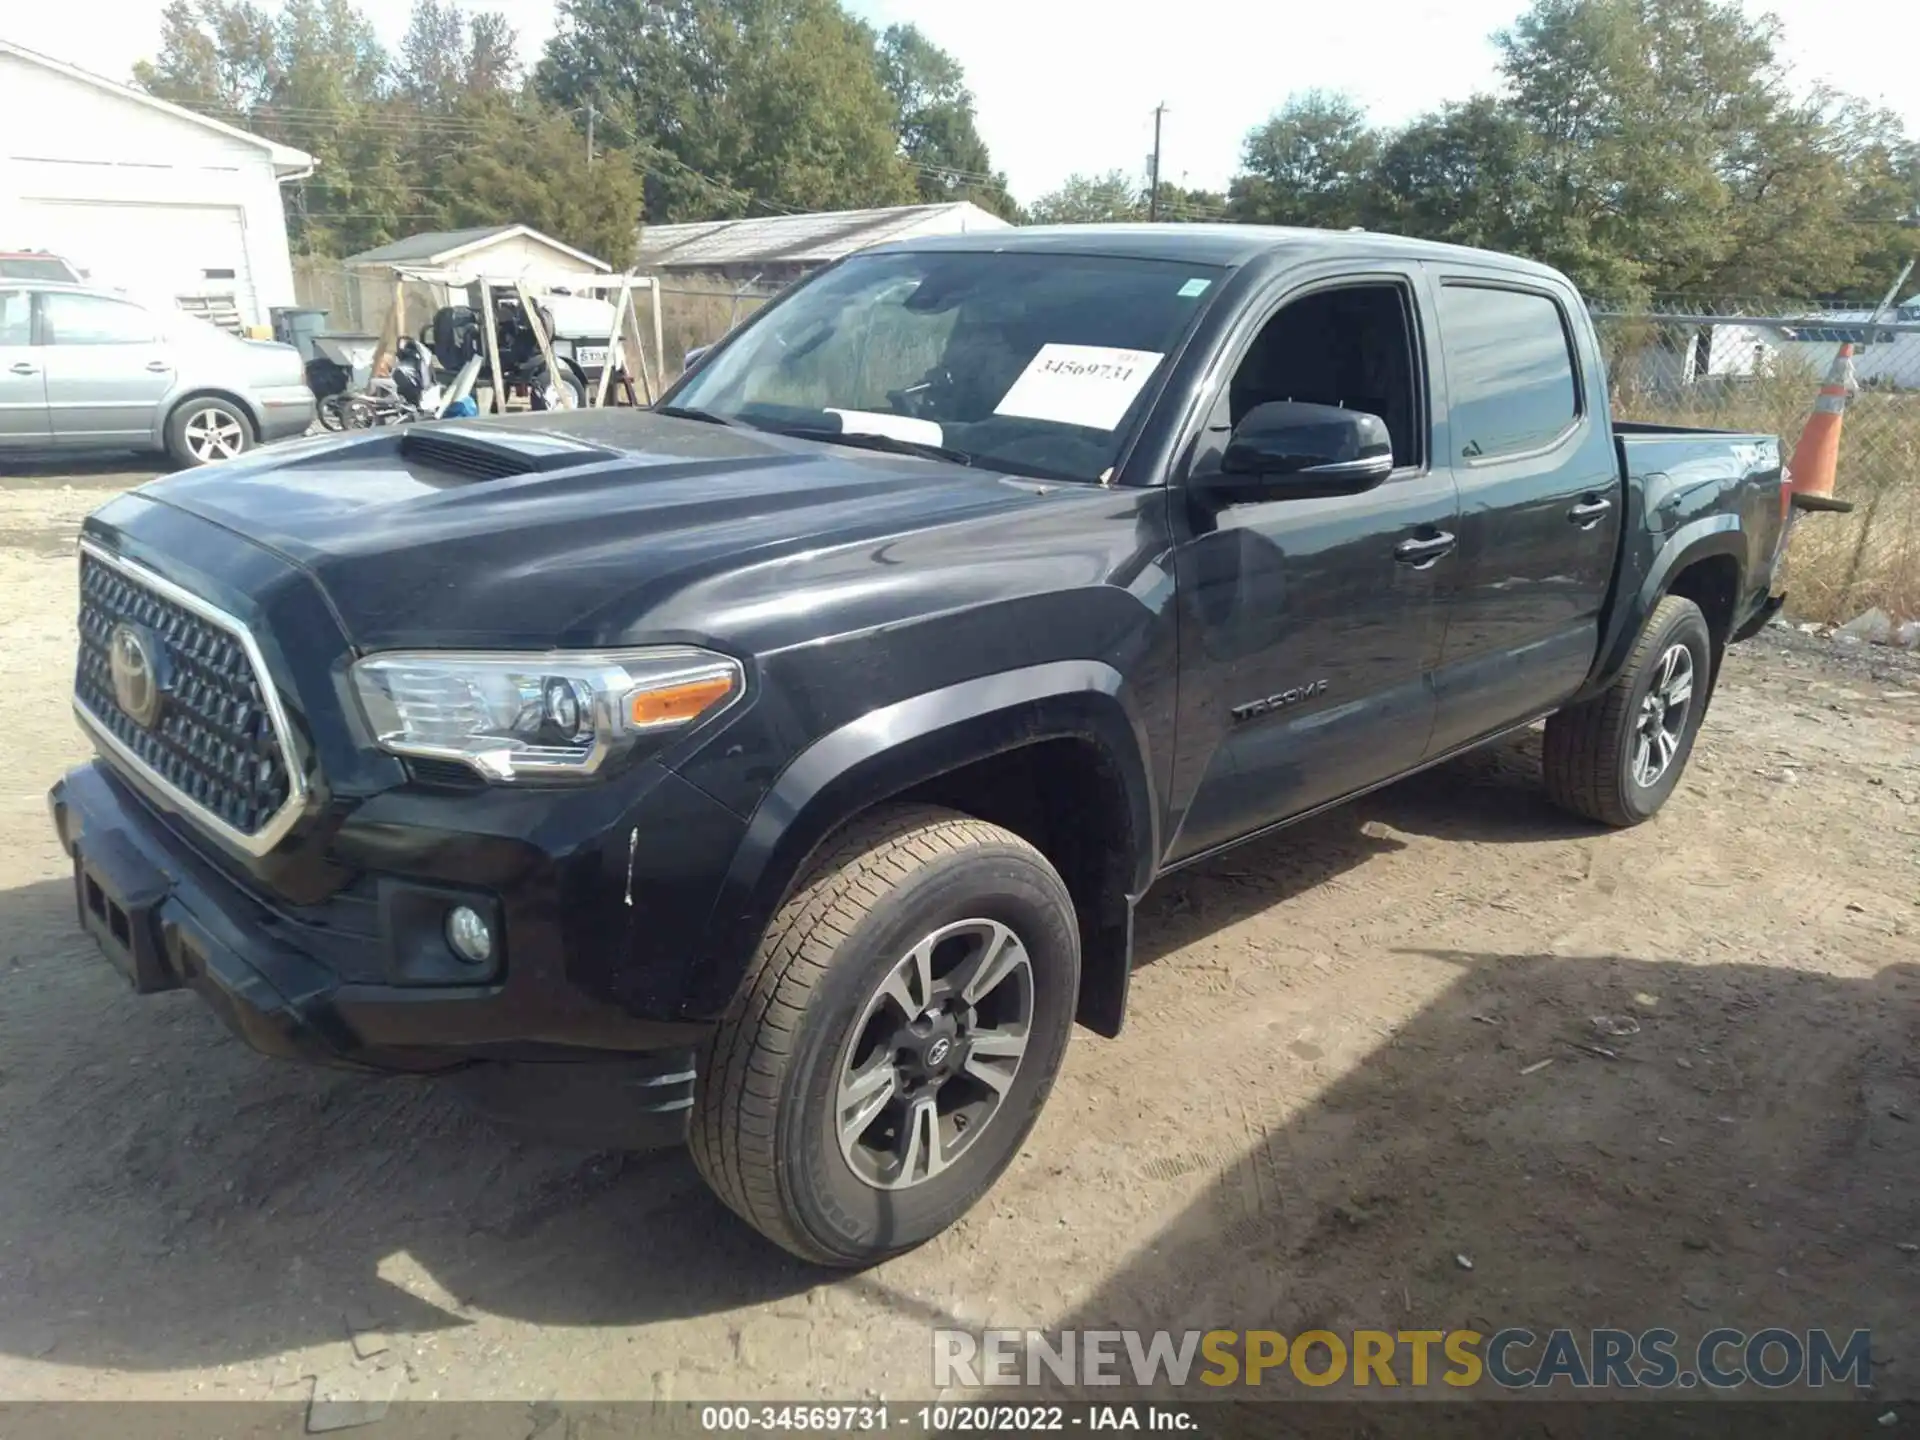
[399, 423, 618, 482]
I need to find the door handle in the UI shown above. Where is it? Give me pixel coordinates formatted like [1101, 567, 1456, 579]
[145, 360, 173, 373]
[1568, 497, 1613, 528]
[8, 362, 36, 376]
[1393, 531, 1456, 568]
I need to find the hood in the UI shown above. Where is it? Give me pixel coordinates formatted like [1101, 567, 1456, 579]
[118, 408, 1080, 651]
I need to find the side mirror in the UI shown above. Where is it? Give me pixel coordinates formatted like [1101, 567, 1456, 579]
[1208, 401, 1394, 502]
[683, 344, 711, 373]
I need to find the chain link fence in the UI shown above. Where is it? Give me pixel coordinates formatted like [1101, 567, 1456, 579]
[1592, 297, 1920, 624]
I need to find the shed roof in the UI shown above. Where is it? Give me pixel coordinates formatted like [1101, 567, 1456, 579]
[0, 39, 312, 177]
[634, 202, 1010, 271]
[345, 224, 610, 272]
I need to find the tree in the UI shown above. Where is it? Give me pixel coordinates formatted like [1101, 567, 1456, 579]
[874, 24, 1016, 219]
[395, 0, 518, 108]
[1026, 171, 1142, 225]
[1368, 97, 1541, 253]
[430, 96, 645, 267]
[1229, 91, 1379, 229]
[1150, 182, 1230, 223]
[537, 0, 915, 221]
[1491, 0, 1888, 297]
[137, 0, 406, 256]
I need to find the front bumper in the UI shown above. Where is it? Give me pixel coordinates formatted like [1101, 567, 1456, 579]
[48, 759, 722, 1090]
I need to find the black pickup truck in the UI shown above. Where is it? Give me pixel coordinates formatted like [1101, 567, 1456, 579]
[51, 226, 1792, 1266]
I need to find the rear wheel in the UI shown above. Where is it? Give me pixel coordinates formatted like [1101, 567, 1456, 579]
[166, 398, 255, 466]
[1543, 594, 1714, 826]
[690, 806, 1079, 1266]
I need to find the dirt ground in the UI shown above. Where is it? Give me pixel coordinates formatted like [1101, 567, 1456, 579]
[0, 456, 1916, 1413]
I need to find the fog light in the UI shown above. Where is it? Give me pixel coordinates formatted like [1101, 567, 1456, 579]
[445, 905, 494, 965]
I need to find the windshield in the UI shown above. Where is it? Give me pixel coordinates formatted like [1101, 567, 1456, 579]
[667, 251, 1225, 483]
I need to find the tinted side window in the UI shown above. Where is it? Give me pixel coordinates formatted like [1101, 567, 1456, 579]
[41, 292, 156, 346]
[0, 291, 29, 346]
[1438, 284, 1578, 460]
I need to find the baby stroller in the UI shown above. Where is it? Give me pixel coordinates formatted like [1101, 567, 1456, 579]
[317, 337, 459, 430]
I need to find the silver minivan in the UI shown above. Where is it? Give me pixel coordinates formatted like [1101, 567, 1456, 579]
[0, 282, 314, 466]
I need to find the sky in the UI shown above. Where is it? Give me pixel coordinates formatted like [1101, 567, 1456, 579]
[7, 0, 1919, 205]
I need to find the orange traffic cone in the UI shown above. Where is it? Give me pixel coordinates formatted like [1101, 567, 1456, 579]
[1787, 343, 1857, 514]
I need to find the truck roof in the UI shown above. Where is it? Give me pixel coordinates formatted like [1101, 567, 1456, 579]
[872, 223, 1568, 282]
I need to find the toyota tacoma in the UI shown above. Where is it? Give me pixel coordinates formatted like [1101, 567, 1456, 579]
[50, 226, 1793, 1266]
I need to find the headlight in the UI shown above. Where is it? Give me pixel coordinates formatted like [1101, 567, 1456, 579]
[351, 647, 743, 782]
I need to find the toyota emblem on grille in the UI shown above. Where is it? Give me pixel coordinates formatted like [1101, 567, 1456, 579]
[108, 623, 165, 728]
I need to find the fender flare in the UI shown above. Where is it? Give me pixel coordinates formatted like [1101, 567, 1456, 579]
[683, 660, 1158, 1020]
[1582, 517, 1744, 698]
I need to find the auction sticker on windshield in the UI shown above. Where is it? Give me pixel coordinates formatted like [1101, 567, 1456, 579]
[993, 344, 1165, 431]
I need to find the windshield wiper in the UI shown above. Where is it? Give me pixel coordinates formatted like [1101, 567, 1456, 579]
[655, 404, 737, 427]
[772, 426, 974, 467]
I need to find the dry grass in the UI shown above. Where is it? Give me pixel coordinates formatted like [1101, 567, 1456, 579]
[1610, 360, 1920, 624]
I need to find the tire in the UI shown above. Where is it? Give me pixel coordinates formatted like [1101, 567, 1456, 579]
[165, 396, 255, 467]
[1543, 595, 1715, 827]
[691, 805, 1080, 1267]
[528, 362, 585, 411]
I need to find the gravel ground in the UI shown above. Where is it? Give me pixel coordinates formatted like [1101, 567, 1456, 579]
[0, 455, 1915, 1415]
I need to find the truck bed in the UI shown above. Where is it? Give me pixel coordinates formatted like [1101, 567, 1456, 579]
[1596, 420, 1789, 674]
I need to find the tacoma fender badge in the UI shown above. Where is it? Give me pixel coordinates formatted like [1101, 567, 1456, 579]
[1231, 679, 1328, 723]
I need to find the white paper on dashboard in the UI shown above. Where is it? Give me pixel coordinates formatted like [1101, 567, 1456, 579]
[992, 344, 1166, 431]
[826, 409, 947, 446]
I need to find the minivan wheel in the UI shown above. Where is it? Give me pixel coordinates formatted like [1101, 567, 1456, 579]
[1542, 594, 1714, 827]
[691, 805, 1079, 1267]
[166, 399, 255, 467]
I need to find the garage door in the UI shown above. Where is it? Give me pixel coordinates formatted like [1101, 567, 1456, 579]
[16, 200, 258, 331]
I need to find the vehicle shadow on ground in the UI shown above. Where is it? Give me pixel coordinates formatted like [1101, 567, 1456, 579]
[0, 452, 159, 486]
[0, 875, 823, 1374]
[1134, 730, 1591, 969]
[7, 735, 1899, 1381]
[1039, 945, 1920, 1410]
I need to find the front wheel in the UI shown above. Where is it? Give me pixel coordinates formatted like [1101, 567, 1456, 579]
[166, 398, 255, 467]
[690, 806, 1080, 1266]
[1543, 594, 1714, 826]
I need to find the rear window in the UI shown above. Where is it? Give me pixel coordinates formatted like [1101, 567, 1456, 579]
[1438, 284, 1580, 460]
[0, 256, 78, 282]
[40, 291, 156, 346]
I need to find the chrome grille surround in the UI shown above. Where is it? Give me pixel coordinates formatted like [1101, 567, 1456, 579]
[73, 539, 308, 855]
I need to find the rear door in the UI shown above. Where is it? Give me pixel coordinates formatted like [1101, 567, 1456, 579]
[38, 290, 176, 445]
[0, 289, 50, 445]
[1424, 273, 1622, 755]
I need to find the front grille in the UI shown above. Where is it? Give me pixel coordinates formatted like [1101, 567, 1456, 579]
[75, 550, 296, 842]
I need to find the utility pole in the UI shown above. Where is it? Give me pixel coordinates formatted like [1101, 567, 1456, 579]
[1147, 103, 1166, 222]
[586, 100, 596, 165]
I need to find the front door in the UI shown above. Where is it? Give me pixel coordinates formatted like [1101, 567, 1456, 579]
[37, 290, 175, 445]
[0, 289, 49, 446]
[1167, 273, 1460, 862]
[1424, 276, 1624, 755]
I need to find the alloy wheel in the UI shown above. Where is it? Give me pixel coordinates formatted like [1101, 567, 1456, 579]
[834, 918, 1034, 1190]
[1632, 642, 1695, 786]
[183, 407, 247, 462]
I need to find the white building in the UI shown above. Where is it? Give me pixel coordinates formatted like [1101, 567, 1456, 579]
[0, 40, 312, 331]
